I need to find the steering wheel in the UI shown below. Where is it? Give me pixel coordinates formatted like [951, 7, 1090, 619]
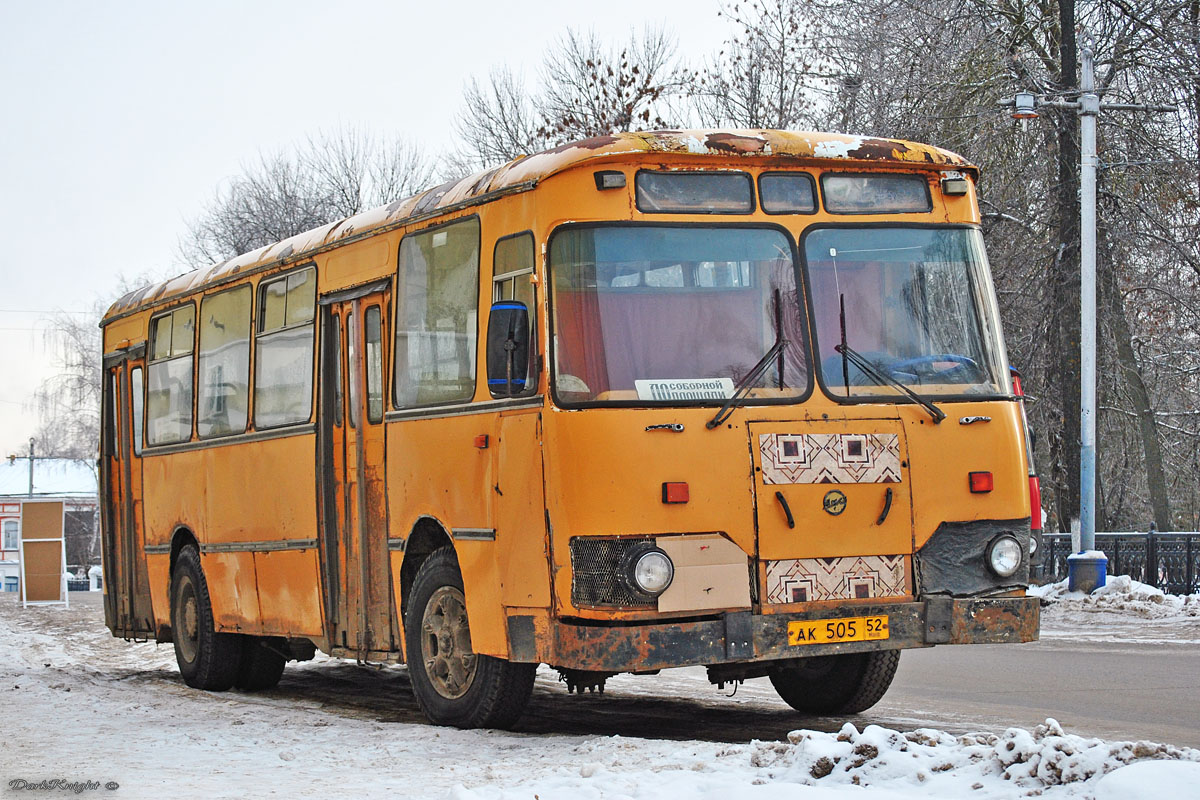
[887, 353, 981, 382]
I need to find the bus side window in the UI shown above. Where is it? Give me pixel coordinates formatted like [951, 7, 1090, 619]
[394, 217, 481, 407]
[130, 367, 144, 456]
[197, 285, 251, 438]
[146, 304, 196, 445]
[492, 232, 536, 395]
[255, 266, 316, 429]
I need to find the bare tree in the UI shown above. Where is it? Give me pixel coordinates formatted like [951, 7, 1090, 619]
[179, 129, 438, 267]
[453, 26, 687, 170]
[449, 67, 549, 174]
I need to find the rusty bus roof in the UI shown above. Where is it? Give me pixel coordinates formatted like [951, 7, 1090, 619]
[103, 129, 976, 324]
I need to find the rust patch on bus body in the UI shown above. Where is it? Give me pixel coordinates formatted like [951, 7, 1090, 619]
[704, 132, 770, 154]
[950, 597, 1040, 644]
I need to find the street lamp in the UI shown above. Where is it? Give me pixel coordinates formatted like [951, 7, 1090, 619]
[999, 40, 1176, 592]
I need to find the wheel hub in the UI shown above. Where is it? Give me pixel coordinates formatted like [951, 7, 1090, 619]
[421, 585, 477, 700]
[177, 579, 199, 663]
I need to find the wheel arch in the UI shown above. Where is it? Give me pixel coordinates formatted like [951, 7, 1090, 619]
[399, 516, 455, 620]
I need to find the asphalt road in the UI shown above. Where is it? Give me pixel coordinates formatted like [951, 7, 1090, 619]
[881, 637, 1200, 749]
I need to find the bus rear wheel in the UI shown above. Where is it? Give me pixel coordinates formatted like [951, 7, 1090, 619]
[170, 545, 242, 691]
[405, 547, 535, 729]
[236, 637, 286, 691]
[768, 650, 900, 715]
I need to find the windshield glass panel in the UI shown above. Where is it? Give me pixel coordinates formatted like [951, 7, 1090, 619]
[805, 226, 1009, 398]
[550, 226, 809, 405]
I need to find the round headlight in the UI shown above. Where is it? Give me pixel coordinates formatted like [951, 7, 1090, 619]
[630, 548, 674, 597]
[987, 534, 1023, 577]
[1029, 534, 1039, 556]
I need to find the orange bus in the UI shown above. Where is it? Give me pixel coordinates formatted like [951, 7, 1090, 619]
[100, 130, 1039, 729]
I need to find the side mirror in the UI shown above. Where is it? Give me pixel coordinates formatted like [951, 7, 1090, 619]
[486, 302, 530, 398]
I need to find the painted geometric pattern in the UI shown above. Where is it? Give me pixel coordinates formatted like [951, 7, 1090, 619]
[759, 433, 901, 484]
[766, 555, 908, 604]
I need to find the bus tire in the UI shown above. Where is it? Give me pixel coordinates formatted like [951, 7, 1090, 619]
[169, 545, 242, 691]
[768, 650, 900, 715]
[235, 637, 286, 691]
[405, 547, 535, 729]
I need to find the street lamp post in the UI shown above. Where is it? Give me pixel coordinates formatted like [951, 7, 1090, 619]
[1000, 39, 1175, 592]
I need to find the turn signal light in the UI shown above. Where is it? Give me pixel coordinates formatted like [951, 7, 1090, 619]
[662, 482, 689, 504]
[969, 471, 994, 493]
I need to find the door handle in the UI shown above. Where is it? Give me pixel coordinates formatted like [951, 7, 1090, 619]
[876, 486, 894, 525]
[774, 491, 795, 529]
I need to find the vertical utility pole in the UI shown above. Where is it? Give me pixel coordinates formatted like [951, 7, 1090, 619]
[1079, 44, 1098, 554]
[1001, 37, 1175, 592]
[27, 438, 35, 496]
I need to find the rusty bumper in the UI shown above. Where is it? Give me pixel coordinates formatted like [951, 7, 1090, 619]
[543, 596, 1039, 672]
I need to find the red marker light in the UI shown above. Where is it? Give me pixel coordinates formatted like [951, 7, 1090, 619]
[474, 434, 489, 449]
[662, 482, 689, 504]
[969, 471, 994, 493]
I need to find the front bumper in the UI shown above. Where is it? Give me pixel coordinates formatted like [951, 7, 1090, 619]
[536, 595, 1039, 672]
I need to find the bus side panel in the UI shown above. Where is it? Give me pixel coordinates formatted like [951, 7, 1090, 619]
[386, 415, 507, 656]
[202, 552, 260, 632]
[496, 410, 551, 610]
[254, 550, 324, 638]
[204, 435, 321, 636]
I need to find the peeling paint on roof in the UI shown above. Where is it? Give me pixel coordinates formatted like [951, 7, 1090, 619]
[104, 129, 975, 324]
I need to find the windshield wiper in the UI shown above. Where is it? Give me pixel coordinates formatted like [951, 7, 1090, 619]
[707, 289, 787, 430]
[834, 342, 946, 424]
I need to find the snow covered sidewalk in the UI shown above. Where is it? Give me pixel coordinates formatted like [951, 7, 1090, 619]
[1032, 574, 1200, 644]
[2, 591, 1198, 800]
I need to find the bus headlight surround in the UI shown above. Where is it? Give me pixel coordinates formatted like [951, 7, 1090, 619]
[987, 534, 1023, 578]
[625, 545, 674, 599]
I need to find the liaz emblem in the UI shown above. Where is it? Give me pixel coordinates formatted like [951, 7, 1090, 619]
[823, 489, 847, 516]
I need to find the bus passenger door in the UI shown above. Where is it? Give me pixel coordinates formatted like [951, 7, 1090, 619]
[319, 290, 396, 659]
[101, 350, 154, 638]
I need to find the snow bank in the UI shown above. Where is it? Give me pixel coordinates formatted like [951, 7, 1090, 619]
[1031, 574, 1200, 643]
[451, 718, 1200, 800]
[1031, 574, 1200, 618]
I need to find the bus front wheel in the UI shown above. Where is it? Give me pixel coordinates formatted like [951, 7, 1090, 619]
[170, 545, 243, 691]
[405, 547, 535, 729]
[768, 650, 900, 715]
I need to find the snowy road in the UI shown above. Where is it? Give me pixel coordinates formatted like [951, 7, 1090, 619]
[2, 585, 1198, 799]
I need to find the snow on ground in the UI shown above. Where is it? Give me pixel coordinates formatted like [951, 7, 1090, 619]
[1032, 575, 1200, 644]
[2, 590, 1198, 800]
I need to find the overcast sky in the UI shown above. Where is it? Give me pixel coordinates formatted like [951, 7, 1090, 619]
[0, 0, 728, 456]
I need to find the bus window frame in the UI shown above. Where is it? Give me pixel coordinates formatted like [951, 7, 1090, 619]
[145, 301, 198, 447]
[391, 214, 482, 412]
[797, 221, 1014, 407]
[758, 171, 819, 216]
[491, 230, 539, 399]
[634, 170, 756, 215]
[253, 264, 318, 431]
[545, 219, 814, 410]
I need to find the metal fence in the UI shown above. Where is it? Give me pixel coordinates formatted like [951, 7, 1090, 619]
[1039, 531, 1200, 594]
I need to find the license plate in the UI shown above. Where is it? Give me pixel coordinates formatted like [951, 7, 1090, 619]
[787, 615, 890, 646]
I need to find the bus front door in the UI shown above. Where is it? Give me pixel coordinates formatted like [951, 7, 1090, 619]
[101, 350, 154, 638]
[320, 292, 397, 659]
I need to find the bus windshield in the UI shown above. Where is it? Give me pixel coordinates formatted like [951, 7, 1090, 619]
[550, 225, 809, 405]
[805, 226, 1010, 398]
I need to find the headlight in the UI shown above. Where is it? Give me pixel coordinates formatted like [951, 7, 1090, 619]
[625, 546, 674, 598]
[1028, 535, 1039, 556]
[987, 534, 1023, 577]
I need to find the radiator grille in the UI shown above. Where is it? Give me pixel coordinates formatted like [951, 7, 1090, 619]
[570, 537, 654, 608]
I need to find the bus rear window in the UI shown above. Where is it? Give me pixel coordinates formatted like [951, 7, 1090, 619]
[821, 173, 932, 214]
[636, 172, 753, 214]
